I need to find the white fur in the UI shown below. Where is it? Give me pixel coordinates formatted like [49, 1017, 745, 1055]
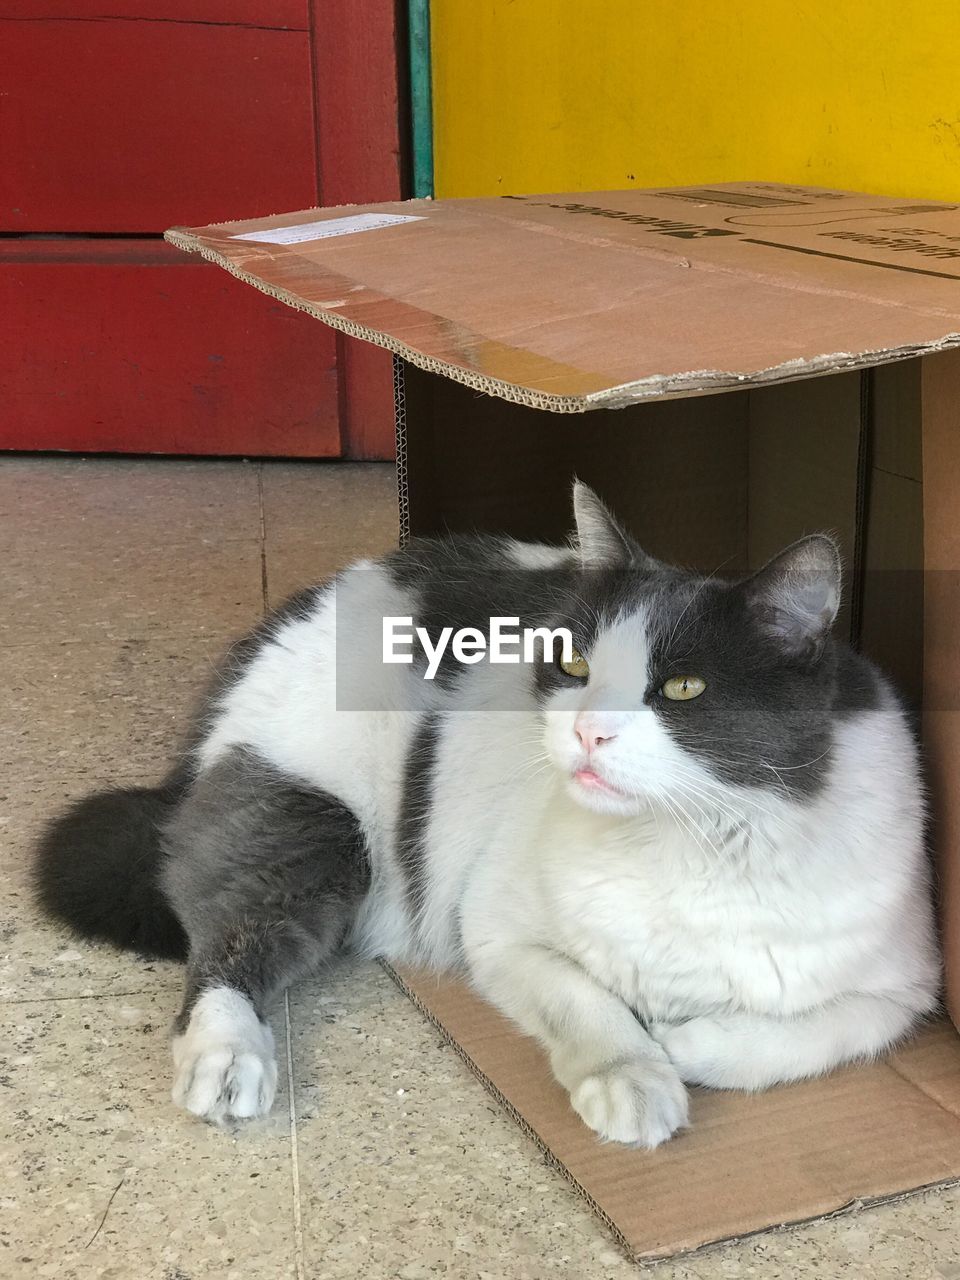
[172, 987, 277, 1123]
[504, 540, 575, 571]
[188, 554, 939, 1144]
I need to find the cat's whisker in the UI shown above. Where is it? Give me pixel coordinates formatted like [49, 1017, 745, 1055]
[629, 750, 812, 848]
[658, 787, 726, 864]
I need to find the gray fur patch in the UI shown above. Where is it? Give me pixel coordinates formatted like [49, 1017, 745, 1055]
[396, 713, 442, 928]
[161, 747, 370, 1026]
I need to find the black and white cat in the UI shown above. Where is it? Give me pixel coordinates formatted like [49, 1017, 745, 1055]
[35, 482, 939, 1147]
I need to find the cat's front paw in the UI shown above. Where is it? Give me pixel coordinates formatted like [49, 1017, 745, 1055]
[171, 988, 278, 1124]
[569, 1057, 688, 1148]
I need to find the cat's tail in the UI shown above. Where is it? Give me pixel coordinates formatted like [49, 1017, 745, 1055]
[33, 776, 190, 962]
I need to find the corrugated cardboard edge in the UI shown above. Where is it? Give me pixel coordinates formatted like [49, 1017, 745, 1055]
[165, 226, 960, 413]
[164, 228, 588, 413]
[379, 961, 633, 1256]
[381, 961, 960, 1267]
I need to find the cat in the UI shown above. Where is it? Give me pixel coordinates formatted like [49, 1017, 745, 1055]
[34, 481, 940, 1147]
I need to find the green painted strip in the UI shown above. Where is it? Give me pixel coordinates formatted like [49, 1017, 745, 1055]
[408, 0, 434, 198]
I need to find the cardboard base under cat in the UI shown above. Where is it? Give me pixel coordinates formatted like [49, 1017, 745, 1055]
[167, 184, 960, 1262]
[387, 965, 960, 1265]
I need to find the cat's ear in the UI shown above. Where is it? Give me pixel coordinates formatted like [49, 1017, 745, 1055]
[572, 481, 657, 569]
[744, 535, 841, 659]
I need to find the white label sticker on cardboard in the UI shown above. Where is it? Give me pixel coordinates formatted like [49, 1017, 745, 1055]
[231, 213, 424, 245]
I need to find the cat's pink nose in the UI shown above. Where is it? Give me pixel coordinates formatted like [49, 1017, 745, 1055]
[574, 717, 617, 753]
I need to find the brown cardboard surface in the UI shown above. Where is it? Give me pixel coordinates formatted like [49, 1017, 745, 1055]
[922, 350, 960, 1032]
[397, 363, 866, 639]
[389, 965, 960, 1264]
[167, 183, 960, 410]
[398, 362, 750, 566]
[859, 360, 925, 709]
[745, 372, 865, 642]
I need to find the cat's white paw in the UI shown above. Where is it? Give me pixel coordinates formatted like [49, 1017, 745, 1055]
[650, 1016, 750, 1089]
[569, 1057, 688, 1148]
[172, 987, 278, 1124]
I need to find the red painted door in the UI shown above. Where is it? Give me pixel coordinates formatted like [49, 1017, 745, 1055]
[0, 1, 401, 458]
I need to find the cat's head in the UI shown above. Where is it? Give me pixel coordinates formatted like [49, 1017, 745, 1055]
[539, 482, 852, 817]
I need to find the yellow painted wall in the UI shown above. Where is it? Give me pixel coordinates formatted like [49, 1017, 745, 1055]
[431, 1, 960, 200]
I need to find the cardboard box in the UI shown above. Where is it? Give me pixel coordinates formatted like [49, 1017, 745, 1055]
[167, 184, 960, 1263]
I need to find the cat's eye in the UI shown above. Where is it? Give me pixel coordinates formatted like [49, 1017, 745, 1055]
[662, 675, 706, 701]
[560, 648, 590, 679]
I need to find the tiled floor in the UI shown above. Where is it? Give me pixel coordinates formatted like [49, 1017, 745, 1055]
[2, 456, 959, 1280]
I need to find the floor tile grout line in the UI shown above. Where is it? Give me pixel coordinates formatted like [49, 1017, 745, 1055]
[0, 628, 257, 652]
[284, 989, 306, 1280]
[262, 465, 304, 1271]
[0, 987, 177, 1006]
[257, 462, 270, 612]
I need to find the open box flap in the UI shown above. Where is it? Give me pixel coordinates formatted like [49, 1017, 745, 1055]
[167, 182, 960, 411]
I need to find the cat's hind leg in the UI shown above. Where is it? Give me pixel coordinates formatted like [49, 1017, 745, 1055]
[161, 748, 371, 1124]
